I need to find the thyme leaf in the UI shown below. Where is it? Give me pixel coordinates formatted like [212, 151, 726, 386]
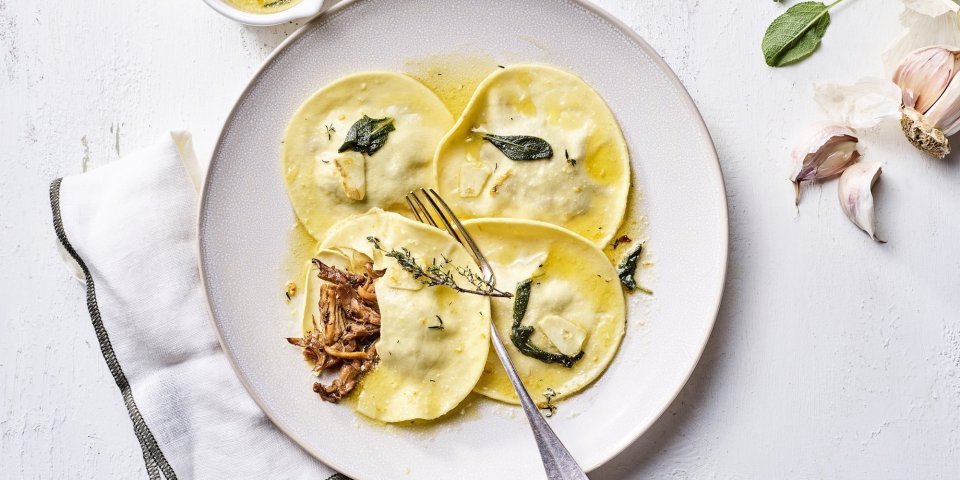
[510, 279, 583, 368]
[339, 115, 395, 155]
[478, 132, 553, 161]
[541, 388, 558, 417]
[367, 237, 513, 298]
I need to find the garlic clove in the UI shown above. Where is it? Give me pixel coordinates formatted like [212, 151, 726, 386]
[814, 77, 901, 129]
[901, 106, 951, 158]
[882, 10, 960, 75]
[892, 46, 960, 113]
[333, 151, 366, 201]
[838, 161, 884, 242]
[922, 56, 960, 136]
[789, 122, 861, 204]
[902, 0, 960, 18]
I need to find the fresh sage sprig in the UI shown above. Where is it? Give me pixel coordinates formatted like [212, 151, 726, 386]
[338, 115, 395, 155]
[477, 132, 553, 161]
[761, 0, 844, 67]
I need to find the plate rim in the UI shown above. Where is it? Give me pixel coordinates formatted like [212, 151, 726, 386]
[197, 0, 729, 476]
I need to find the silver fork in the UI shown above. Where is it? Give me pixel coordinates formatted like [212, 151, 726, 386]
[406, 188, 588, 480]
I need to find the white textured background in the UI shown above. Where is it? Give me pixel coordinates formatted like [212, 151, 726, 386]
[2, 0, 959, 478]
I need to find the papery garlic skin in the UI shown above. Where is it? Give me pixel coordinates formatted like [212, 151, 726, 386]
[838, 161, 884, 242]
[813, 78, 901, 129]
[893, 46, 960, 158]
[902, 0, 959, 18]
[882, 10, 960, 75]
[789, 123, 861, 204]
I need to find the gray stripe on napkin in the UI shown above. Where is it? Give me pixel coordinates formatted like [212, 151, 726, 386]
[52, 175, 354, 480]
[49, 177, 177, 480]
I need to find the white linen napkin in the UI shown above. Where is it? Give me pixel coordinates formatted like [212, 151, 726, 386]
[50, 131, 345, 480]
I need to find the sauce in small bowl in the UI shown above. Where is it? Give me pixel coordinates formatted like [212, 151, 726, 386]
[202, 0, 327, 26]
[226, 0, 301, 14]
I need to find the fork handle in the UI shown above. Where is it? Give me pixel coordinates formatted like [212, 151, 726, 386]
[488, 324, 589, 480]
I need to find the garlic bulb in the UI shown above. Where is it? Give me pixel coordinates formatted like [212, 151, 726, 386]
[838, 161, 884, 242]
[789, 122, 861, 204]
[892, 45, 960, 158]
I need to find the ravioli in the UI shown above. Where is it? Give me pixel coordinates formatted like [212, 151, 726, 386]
[310, 210, 491, 422]
[283, 72, 453, 241]
[434, 64, 630, 246]
[464, 218, 626, 404]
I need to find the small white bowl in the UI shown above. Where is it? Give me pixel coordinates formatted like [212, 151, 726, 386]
[201, 0, 328, 26]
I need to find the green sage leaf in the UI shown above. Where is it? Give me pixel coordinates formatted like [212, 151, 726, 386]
[509, 278, 584, 368]
[480, 133, 553, 161]
[761, 1, 837, 67]
[338, 115, 395, 155]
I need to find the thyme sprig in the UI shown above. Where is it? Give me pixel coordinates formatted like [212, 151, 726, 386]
[367, 237, 513, 298]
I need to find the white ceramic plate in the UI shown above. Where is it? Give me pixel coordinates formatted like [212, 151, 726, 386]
[198, 0, 728, 478]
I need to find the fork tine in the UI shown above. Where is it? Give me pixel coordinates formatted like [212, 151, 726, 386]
[405, 195, 425, 223]
[407, 192, 438, 228]
[424, 188, 495, 284]
[419, 188, 468, 246]
[424, 187, 473, 251]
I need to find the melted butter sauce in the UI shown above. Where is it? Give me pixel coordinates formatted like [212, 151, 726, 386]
[283, 220, 316, 309]
[404, 53, 500, 117]
[603, 182, 649, 266]
[225, 0, 301, 14]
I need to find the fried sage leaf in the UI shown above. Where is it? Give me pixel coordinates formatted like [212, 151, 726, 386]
[617, 242, 651, 294]
[510, 279, 583, 368]
[480, 133, 553, 161]
[761, 1, 839, 67]
[338, 115, 395, 155]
